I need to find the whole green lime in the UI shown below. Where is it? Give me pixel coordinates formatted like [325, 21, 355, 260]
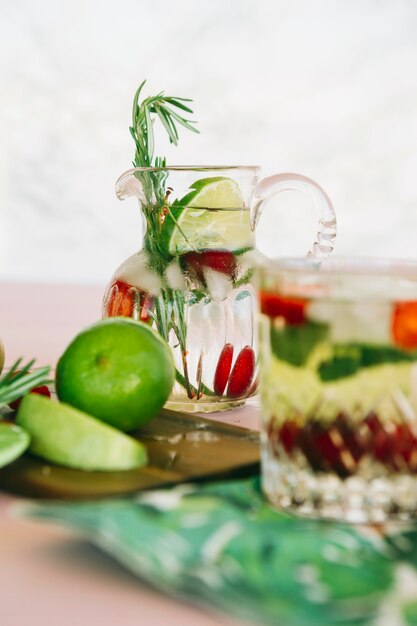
[56, 318, 174, 431]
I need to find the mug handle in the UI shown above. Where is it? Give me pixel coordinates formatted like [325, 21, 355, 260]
[251, 172, 337, 258]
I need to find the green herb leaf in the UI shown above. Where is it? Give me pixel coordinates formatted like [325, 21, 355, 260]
[130, 80, 199, 177]
[164, 105, 199, 133]
[318, 350, 361, 381]
[164, 97, 194, 113]
[317, 343, 416, 382]
[0, 360, 51, 408]
[271, 322, 328, 367]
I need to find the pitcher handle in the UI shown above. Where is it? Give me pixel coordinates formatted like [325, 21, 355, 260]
[251, 172, 337, 258]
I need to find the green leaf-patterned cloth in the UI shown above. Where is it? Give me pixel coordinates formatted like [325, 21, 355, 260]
[21, 478, 417, 626]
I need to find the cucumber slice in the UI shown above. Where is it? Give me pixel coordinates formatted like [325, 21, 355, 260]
[16, 395, 147, 471]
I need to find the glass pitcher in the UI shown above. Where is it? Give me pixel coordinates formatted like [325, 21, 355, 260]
[102, 166, 336, 412]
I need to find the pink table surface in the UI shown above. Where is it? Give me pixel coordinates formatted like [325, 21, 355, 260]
[0, 281, 258, 626]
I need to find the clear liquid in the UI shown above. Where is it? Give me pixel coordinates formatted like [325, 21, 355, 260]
[103, 247, 258, 411]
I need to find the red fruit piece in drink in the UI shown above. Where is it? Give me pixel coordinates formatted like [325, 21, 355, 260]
[314, 425, 355, 477]
[259, 292, 307, 325]
[213, 343, 234, 396]
[364, 413, 397, 468]
[393, 423, 417, 471]
[105, 280, 136, 317]
[297, 424, 328, 472]
[246, 375, 259, 397]
[294, 417, 363, 477]
[279, 420, 300, 455]
[226, 346, 255, 398]
[392, 301, 417, 349]
[182, 250, 237, 282]
[104, 280, 153, 323]
[334, 412, 364, 464]
[364, 415, 417, 472]
[139, 292, 154, 323]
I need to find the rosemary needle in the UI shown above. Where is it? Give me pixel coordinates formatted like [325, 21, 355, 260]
[0, 360, 51, 409]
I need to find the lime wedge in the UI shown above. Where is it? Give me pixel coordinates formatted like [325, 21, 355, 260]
[16, 395, 147, 471]
[0, 422, 30, 468]
[161, 177, 253, 255]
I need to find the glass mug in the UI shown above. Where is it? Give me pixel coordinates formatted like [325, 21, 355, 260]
[259, 257, 417, 523]
[103, 167, 336, 412]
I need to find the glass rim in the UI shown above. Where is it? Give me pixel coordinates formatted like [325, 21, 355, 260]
[119, 165, 261, 174]
[258, 256, 417, 279]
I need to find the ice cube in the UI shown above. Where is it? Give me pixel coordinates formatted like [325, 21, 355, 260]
[204, 268, 232, 302]
[309, 300, 392, 343]
[166, 261, 186, 291]
[117, 252, 162, 296]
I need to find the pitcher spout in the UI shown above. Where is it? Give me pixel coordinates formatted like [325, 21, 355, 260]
[115, 168, 144, 201]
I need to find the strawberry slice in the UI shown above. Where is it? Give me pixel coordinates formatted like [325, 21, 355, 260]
[246, 375, 259, 397]
[279, 420, 300, 455]
[293, 421, 355, 477]
[139, 292, 154, 323]
[313, 426, 352, 477]
[213, 343, 234, 396]
[393, 423, 417, 471]
[297, 424, 328, 472]
[259, 292, 307, 325]
[364, 412, 395, 467]
[334, 412, 364, 463]
[181, 250, 237, 283]
[392, 301, 417, 349]
[363, 415, 417, 472]
[104, 280, 153, 323]
[271, 411, 417, 476]
[104, 280, 136, 317]
[226, 345, 255, 398]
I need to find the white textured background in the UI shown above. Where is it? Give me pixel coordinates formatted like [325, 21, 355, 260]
[1, 0, 417, 284]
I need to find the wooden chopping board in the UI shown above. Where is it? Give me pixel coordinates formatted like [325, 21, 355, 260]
[0, 408, 260, 500]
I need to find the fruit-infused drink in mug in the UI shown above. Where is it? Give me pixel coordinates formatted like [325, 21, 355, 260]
[259, 258, 417, 523]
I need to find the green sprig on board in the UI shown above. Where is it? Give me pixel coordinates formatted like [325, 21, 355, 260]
[0, 358, 50, 408]
[0, 358, 51, 469]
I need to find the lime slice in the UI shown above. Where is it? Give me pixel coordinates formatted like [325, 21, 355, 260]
[16, 394, 147, 471]
[161, 177, 253, 255]
[0, 422, 30, 468]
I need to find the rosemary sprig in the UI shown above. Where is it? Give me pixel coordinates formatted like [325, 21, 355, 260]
[131, 81, 198, 160]
[130, 80, 199, 206]
[0, 358, 51, 409]
[128, 81, 213, 398]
